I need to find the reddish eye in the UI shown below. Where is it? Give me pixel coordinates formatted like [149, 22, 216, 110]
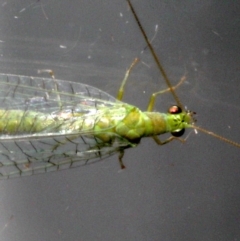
[168, 105, 182, 114]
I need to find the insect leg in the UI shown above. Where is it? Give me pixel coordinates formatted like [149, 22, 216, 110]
[152, 135, 185, 145]
[117, 58, 139, 101]
[147, 75, 186, 111]
[37, 69, 62, 109]
[118, 150, 126, 169]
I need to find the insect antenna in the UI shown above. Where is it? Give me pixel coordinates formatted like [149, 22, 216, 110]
[126, 0, 183, 110]
[192, 125, 240, 148]
[127, 0, 240, 148]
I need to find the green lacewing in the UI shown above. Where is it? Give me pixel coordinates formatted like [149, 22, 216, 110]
[0, 0, 239, 179]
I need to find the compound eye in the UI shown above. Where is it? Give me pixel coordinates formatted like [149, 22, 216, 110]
[168, 105, 182, 114]
[171, 128, 185, 137]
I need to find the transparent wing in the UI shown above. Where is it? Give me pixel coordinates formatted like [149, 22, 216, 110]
[0, 73, 120, 119]
[0, 134, 134, 179]
[0, 73, 132, 179]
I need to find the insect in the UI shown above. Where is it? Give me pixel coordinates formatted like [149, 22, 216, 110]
[0, 0, 239, 179]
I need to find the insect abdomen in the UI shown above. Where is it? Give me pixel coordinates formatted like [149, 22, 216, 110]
[0, 110, 55, 135]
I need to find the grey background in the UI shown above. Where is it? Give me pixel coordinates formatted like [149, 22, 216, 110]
[0, 0, 239, 241]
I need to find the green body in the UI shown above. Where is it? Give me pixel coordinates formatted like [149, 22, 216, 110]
[0, 104, 192, 143]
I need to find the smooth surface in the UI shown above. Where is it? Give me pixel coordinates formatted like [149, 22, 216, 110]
[0, 1, 239, 241]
